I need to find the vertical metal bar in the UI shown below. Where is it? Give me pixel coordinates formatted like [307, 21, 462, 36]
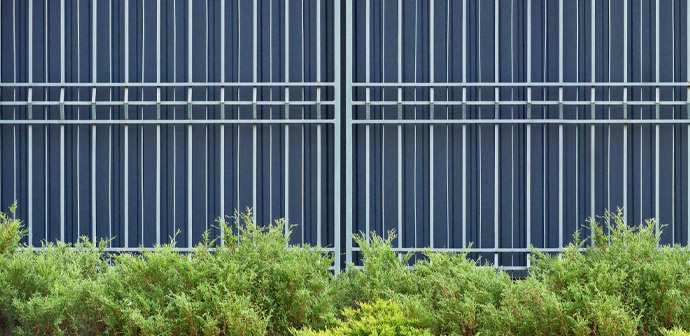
[478, 1, 482, 250]
[345, 0, 354, 265]
[429, 0, 435, 249]
[252, 83, 257, 217]
[687, 0, 690, 247]
[284, 95, 289, 240]
[575, 0, 581, 240]
[413, 0, 418, 252]
[541, 0, 546, 252]
[91, 87, 96, 243]
[186, 94, 193, 248]
[316, 0, 322, 247]
[28, 86, 33, 245]
[75, 1, 82, 239]
[92, 0, 97, 244]
[381, 0, 386, 240]
[494, 0, 499, 266]
[505, 0, 511, 265]
[156, 0, 161, 246]
[445, 0, 450, 247]
[639, 0, 643, 225]
[252, 0, 258, 223]
[219, 85, 225, 241]
[155, 85, 161, 245]
[462, 0, 467, 249]
[60, 87, 65, 242]
[60, 0, 65, 242]
[124, 86, 129, 247]
[108, 0, 113, 246]
[606, 0, 611, 218]
[204, 0, 209, 236]
[300, 0, 305, 246]
[590, 0, 596, 241]
[140, 0, 145, 246]
[75, 0, 80, 240]
[365, 0, 370, 242]
[285, 0, 290, 241]
[333, 0, 342, 273]
[316, 92, 322, 246]
[655, 0, 660, 239]
[172, 0, 177, 242]
[44, 0, 48, 244]
[188, 0, 193, 250]
[365, 95, 370, 241]
[268, 0, 274, 227]
[236, 0, 241, 237]
[124, 0, 130, 247]
[438, 0, 446, 249]
[12, 0, 16, 207]
[558, 0, 563, 250]
[397, 0, 403, 251]
[623, 0, 628, 224]
[220, 0, 225, 243]
[526, 0, 531, 267]
[671, 0, 675, 243]
[28, 0, 33, 245]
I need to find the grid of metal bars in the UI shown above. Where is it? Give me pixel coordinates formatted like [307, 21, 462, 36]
[2, 0, 690, 273]
[345, 0, 690, 270]
[0, 0, 340, 271]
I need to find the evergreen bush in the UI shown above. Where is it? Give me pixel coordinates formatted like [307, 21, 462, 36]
[1, 204, 689, 335]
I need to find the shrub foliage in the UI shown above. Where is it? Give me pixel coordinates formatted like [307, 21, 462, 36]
[295, 300, 432, 336]
[1, 205, 689, 335]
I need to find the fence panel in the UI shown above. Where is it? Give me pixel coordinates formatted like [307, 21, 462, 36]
[2, 0, 690, 273]
[0, 0, 341, 271]
[344, 0, 690, 270]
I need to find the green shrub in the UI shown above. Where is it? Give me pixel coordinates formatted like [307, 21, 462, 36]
[0, 208, 333, 335]
[215, 210, 336, 334]
[99, 240, 267, 335]
[98, 210, 334, 335]
[405, 251, 510, 335]
[662, 327, 690, 336]
[1, 205, 690, 335]
[530, 209, 690, 335]
[333, 232, 416, 307]
[334, 232, 512, 335]
[0, 238, 108, 335]
[295, 300, 432, 336]
[0, 202, 25, 257]
[485, 277, 570, 335]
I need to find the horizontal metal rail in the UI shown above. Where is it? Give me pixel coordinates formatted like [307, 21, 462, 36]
[24, 246, 337, 253]
[346, 265, 540, 272]
[0, 101, 334, 106]
[0, 119, 336, 125]
[351, 119, 690, 125]
[351, 82, 690, 87]
[0, 82, 335, 87]
[351, 247, 585, 253]
[351, 101, 688, 106]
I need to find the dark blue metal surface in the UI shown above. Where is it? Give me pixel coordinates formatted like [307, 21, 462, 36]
[1, 0, 689, 270]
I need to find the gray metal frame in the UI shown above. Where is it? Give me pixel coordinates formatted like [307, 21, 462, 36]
[2, 0, 690, 273]
[0, 0, 341, 272]
[344, 0, 690, 271]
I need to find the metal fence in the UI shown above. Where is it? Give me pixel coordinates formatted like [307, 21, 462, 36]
[344, 0, 690, 270]
[0, 0, 341, 269]
[1, 0, 689, 272]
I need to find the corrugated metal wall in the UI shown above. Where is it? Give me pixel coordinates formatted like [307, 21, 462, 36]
[1, 0, 689, 271]
[345, 0, 689, 270]
[0, 0, 341, 270]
